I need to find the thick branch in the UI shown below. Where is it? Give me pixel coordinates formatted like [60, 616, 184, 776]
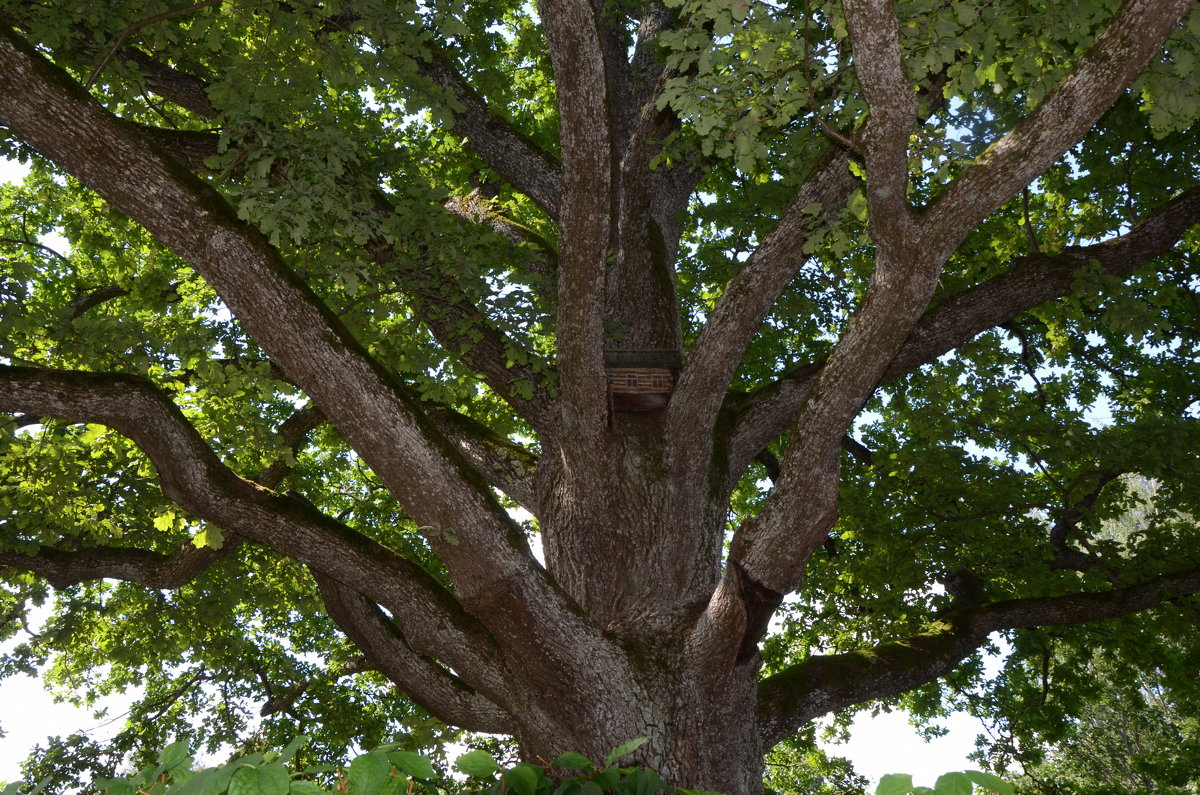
[843, 0, 917, 245]
[757, 566, 1200, 747]
[83, 0, 222, 89]
[381, 245, 556, 436]
[729, 183, 1200, 484]
[0, 403, 319, 589]
[0, 364, 510, 701]
[119, 47, 219, 119]
[314, 572, 516, 734]
[425, 404, 539, 514]
[417, 49, 562, 220]
[253, 403, 325, 490]
[927, 0, 1192, 241]
[538, 0, 613, 465]
[443, 190, 558, 276]
[0, 544, 235, 590]
[105, 123, 558, 434]
[0, 24, 548, 612]
[667, 152, 857, 487]
[136, 125, 220, 172]
[715, 21, 1198, 638]
[117, 9, 562, 217]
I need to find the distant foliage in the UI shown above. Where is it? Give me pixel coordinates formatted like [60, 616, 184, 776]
[875, 771, 1013, 795]
[0, 737, 1017, 795]
[1, 737, 723, 795]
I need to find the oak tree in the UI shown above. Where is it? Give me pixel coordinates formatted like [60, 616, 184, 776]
[2, 0, 1200, 792]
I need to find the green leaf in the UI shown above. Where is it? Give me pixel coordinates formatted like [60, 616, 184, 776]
[385, 752, 435, 780]
[173, 767, 224, 795]
[877, 774, 914, 795]
[158, 740, 193, 773]
[501, 764, 540, 795]
[192, 525, 225, 549]
[551, 752, 595, 771]
[277, 736, 310, 764]
[347, 753, 392, 795]
[933, 772, 972, 795]
[455, 749, 500, 779]
[963, 771, 1015, 795]
[228, 765, 290, 795]
[588, 768, 618, 790]
[94, 780, 135, 795]
[603, 737, 648, 767]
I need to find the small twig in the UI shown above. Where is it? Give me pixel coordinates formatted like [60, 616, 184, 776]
[86, 0, 223, 89]
[0, 235, 71, 266]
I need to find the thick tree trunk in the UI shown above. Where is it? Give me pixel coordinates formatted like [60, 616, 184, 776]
[531, 408, 764, 792]
[505, 628, 766, 795]
[3, 4, 1199, 794]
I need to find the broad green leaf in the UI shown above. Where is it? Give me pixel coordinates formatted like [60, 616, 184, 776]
[93, 780, 135, 795]
[173, 767, 224, 795]
[603, 737, 648, 767]
[386, 751, 436, 780]
[501, 764, 540, 795]
[228, 765, 290, 795]
[933, 772, 972, 795]
[877, 774, 914, 795]
[192, 526, 225, 549]
[277, 736, 310, 764]
[455, 749, 500, 779]
[347, 753, 391, 795]
[551, 752, 595, 771]
[158, 740, 193, 773]
[963, 771, 1015, 795]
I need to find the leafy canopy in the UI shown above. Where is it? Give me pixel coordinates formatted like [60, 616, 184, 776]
[0, 0, 1199, 790]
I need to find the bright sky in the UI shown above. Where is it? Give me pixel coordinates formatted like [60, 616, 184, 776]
[0, 156, 982, 789]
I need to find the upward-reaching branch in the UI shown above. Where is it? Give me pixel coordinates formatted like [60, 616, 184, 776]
[538, 0, 613, 462]
[727, 182, 1200, 481]
[693, 0, 1192, 674]
[728, 0, 1191, 601]
[0, 22, 639, 714]
[0, 365, 509, 701]
[667, 152, 857, 497]
[0, 23, 543, 605]
[726, 0, 926, 600]
[417, 49, 563, 220]
[926, 0, 1193, 240]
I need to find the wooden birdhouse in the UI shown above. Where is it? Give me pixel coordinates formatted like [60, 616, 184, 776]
[604, 350, 681, 412]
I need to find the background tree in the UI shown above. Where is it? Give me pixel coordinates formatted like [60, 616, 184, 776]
[1, 0, 1200, 793]
[965, 478, 1200, 793]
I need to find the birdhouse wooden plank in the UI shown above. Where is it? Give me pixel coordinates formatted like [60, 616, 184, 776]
[604, 350, 680, 412]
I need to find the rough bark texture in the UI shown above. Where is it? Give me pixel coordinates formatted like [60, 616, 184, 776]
[1, 0, 1198, 791]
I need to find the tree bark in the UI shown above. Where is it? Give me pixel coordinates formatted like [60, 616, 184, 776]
[1, 0, 1197, 791]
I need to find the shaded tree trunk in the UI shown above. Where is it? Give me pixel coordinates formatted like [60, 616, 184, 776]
[2, 1, 1200, 793]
